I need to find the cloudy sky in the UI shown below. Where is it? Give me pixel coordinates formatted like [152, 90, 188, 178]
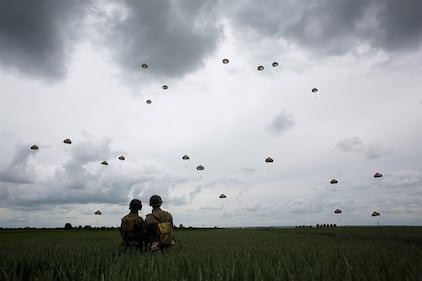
[1, 0, 421, 228]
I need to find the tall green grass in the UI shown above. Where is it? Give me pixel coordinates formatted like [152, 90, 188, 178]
[1, 227, 421, 281]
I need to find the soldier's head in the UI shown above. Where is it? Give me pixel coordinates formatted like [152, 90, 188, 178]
[149, 195, 162, 207]
[129, 199, 142, 211]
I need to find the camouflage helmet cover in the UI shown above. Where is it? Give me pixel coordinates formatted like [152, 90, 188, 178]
[129, 199, 142, 211]
[149, 195, 162, 207]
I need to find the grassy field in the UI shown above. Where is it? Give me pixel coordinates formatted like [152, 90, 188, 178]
[1, 226, 421, 281]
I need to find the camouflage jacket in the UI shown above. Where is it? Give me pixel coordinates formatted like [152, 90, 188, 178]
[145, 208, 173, 242]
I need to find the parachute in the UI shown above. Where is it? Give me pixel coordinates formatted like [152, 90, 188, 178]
[141, 63, 148, 69]
[371, 211, 380, 217]
[373, 172, 384, 187]
[196, 165, 204, 171]
[146, 99, 152, 104]
[30, 145, 39, 150]
[219, 194, 227, 199]
[94, 210, 102, 215]
[272, 62, 279, 67]
[265, 157, 274, 171]
[373, 172, 383, 178]
[334, 208, 342, 214]
[118, 155, 125, 161]
[265, 157, 274, 163]
[222, 58, 229, 64]
[312, 88, 318, 93]
[162, 85, 168, 90]
[257, 65, 264, 71]
[63, 138, 72, 144]
[182, 155, 190, 168]
[101, 160, 109, 165]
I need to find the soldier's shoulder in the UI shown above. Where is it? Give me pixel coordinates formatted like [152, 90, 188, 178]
[122, 213, 142, 221]
[121, 214, 130, 220]
[161, 209, 173, 217]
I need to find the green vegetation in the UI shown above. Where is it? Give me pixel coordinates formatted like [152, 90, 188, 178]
[1, 227, 421, 281]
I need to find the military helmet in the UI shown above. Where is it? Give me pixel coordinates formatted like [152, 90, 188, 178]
[149, 195, 162, 207]
[129, 199, 142, 211]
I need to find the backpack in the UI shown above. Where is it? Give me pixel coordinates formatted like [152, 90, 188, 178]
[151, 213, 175, 247]
[157, 221, 174, 246]
[121, 215, 142, 241]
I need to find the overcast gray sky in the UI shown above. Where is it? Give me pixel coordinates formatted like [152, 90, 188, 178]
[1, 0, 421, 228]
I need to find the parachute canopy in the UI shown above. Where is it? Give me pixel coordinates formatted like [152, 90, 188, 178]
[118, 155, 125, 161]
[63, 138, 72, 144]
[30, 145, 39, 150]
[182, 155, 190, 160]
[265, 157, 274, 163]
[312, 88, 318, 93]
[162, 85, 168, 90]
[146, 99, 152, 104]
[373, 172, 383, 178]
[372, 211, 381, 217]
[222, 58, 229, 64]
[257, 65, 264, 71]
[272, 62, 279, 67]
[334, 208, 342, 214]
[219, 194, 227, 199]
[101, 161, 108, 166]
[141, 63, 148, 69]
[94, 210, 102, 215]
[196, 165, 205, 171]
[330, 179, 338, 184]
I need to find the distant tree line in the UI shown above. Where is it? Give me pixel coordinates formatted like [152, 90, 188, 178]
[295, 224, 338, 229]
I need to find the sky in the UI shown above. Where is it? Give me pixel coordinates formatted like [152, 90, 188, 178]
[1, 0, 422, 228]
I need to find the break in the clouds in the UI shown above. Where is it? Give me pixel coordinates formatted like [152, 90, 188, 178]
[0, 0, 93, 81]
[267, 111, 295, 135]
[102, 0, 223, 80]
[228, 0, 422, 55]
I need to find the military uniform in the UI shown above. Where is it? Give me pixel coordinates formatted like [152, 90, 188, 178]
[145, 207, 175, 250]
[120, 212, 145, 251]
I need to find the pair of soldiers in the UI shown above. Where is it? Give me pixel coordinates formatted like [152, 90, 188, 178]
[120, 195, 175, 251]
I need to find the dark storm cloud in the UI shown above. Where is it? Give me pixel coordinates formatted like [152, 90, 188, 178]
[103, 0, 223, 79]
[0, 0, 93, 80]
[266, 111, 295, 135]
[228, 0, 422, 55]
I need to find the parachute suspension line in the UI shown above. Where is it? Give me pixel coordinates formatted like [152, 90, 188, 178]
[265, 157, 273, 172]
[222, 58, 229, 71]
